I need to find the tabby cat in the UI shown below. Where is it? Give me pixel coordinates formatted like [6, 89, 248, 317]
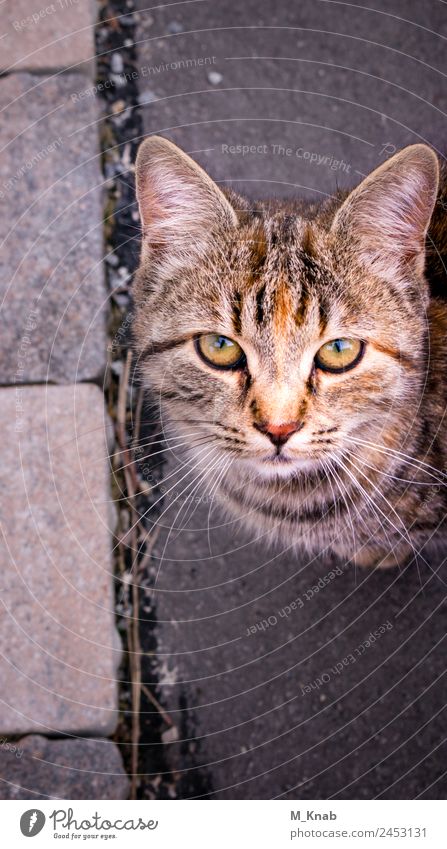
[133, 136, 447, 568]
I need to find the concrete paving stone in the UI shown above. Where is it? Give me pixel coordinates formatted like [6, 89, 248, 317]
[0, 72, 107, 384]
[0, 735, 129, 800]
[0, 0, 96, 75]
[0, 383, 120, 736]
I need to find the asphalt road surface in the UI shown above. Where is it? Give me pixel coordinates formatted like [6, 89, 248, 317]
[133, 0, 447, 799]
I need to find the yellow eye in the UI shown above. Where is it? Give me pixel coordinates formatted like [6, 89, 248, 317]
[195, 334, 246, 370]
[315, 338, 364, 373]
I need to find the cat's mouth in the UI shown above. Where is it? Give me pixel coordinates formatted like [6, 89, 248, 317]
[265, 453, 294, 464]
[246, 450, 321, 478]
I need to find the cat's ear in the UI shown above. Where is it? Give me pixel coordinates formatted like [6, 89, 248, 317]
[330, 144, 439, 280]
[135, 136, 238, 269]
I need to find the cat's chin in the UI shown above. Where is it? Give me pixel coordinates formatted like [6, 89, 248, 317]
[245, 455, 320, 480]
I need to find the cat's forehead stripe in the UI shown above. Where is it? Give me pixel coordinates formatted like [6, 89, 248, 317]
[255, 283, 266, 326]
[273, 277, 296, 338]
[230, 215, 326, 358]
[231, 289, 243, 335]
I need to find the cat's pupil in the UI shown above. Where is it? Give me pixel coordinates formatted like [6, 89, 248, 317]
[215, 336, 230, 349]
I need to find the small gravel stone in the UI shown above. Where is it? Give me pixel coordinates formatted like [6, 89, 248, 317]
[109, 271, 123, 291]
[120, 13, 136, 27]
[167, 21, 183, 33]
[138, 89, 158, 105]
[207, 71, 223, 85]
[162, 726, 179, 744]
[111, 360, 124, 377]
[112, 99, 127, 114]
[111, 53, 124, 74]
[113, 293, 132, 309]
[110, 73, 126, 87]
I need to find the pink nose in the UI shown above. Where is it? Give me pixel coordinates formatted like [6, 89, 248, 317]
[253, 420, 302, 447]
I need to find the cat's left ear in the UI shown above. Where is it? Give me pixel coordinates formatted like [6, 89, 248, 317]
[330, 144, 439, 280]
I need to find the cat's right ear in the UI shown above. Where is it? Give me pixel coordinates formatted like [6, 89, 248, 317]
[330, 144, 439, 282]
[135, 136, 238, 270]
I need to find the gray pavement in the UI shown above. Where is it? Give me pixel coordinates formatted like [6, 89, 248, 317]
[133, 0, 447, 799]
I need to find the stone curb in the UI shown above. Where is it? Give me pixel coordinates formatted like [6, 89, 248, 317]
[0, 384, 120, 738]
[0, 0, 130, 799]
[0, 735, 130, 800]
[0, 71, 107, 385]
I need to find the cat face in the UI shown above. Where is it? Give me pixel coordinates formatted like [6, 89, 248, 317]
[133, 138, 438, 482]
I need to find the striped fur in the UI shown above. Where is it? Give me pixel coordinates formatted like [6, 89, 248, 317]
[133, 138, 447, 568]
